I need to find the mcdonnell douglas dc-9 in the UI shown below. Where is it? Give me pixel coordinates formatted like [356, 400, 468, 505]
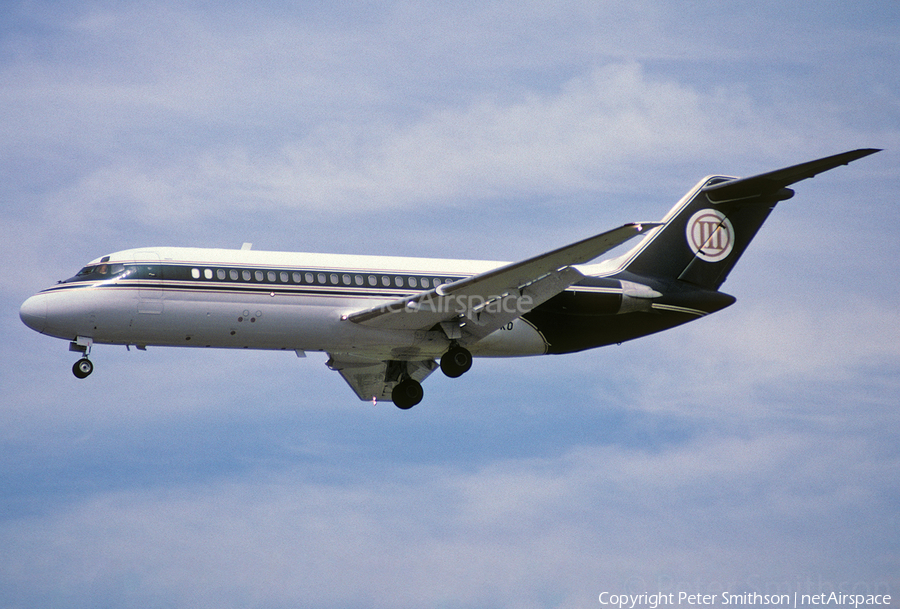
[20, 149, 878, 408]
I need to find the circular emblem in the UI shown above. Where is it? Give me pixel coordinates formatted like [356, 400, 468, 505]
[685, 209, 734, 262]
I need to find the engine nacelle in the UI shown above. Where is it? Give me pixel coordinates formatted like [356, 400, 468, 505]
[618, 280, 662, 314]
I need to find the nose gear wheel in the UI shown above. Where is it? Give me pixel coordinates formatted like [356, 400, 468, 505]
[72, 358, 94, 379]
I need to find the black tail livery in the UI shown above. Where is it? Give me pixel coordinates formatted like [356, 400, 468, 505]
[623, 148, 880, 290]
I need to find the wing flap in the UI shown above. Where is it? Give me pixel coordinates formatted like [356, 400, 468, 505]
[444, 266, 585, 341]
[326, 354, 437, 402]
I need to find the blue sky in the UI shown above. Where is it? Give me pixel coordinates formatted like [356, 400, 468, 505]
[2, 1, 899, 607]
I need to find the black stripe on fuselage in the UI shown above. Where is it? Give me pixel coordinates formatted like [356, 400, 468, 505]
[45, 262, 733, 355]
[50, 263, 624, 298]
[57, 263, 467, 292]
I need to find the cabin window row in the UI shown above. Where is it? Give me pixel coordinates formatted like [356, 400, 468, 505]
[187, 267, 456, 290]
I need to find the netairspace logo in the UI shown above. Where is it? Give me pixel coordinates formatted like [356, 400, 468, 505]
[381, 292, 535, 316]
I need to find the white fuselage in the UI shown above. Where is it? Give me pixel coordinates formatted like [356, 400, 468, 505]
[21, 246, 585, 360]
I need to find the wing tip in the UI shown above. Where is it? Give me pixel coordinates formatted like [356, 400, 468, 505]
[844, 148, 882, 162]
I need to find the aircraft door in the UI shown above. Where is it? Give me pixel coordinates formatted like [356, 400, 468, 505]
[133, 251, 164, 314]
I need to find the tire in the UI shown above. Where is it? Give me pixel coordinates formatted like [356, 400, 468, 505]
[440, 346, 472, 378]
[72, 358, 93, 379]
[392, 379, 423, 409]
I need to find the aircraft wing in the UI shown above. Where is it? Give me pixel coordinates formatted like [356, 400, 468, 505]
[346, 222, 658, 343]
[326, 354, 438, 402]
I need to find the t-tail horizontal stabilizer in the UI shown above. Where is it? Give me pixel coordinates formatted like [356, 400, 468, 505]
[702, 148, 881, 203]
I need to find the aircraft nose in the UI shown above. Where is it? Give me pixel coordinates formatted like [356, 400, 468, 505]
[20, 294, 47, 333]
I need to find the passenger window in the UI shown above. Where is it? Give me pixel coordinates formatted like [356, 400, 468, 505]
[267, 271, 276, 282]
[280, 271, 289, 283]
[230, 269, 239, 280]
[242, 270, 251, 281]
[204, 269, 213, 280]
[355, 275, 364, 286]
[409, 277, 418, 288]
[255, 270, 264, 282]
[317, 273, 327, 284]
[342, 274, 351, 285]
[395, 276, 403, 287]
[330, 274, 339, 284]
[368, 275, 377, 286]
[293, 272, 302, 283]
[381, 276, 390, 286]
[191, 268, 200, 279]
[305, 273, 314, 283]
[420, 277, 430, 288]
[217, 269, 226, 280]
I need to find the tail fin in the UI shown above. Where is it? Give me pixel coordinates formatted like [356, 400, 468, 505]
[621, 149, 880, 290]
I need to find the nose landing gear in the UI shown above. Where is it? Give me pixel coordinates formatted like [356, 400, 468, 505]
[69, 337, 94, 379]
[72, 358, 94, 379]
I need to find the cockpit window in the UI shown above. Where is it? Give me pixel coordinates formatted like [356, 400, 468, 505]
[64, 263, 131, 283]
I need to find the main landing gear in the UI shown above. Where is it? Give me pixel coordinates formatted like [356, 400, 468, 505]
[390, 345, 473, 410]
[440, 345, 472, 378]
[392, 378, 424, 410]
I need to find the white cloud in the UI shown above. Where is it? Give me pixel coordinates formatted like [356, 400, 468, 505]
[1, 429, 895, 608]
[30, 60, 870, 236]
[583, 295, 900, 421]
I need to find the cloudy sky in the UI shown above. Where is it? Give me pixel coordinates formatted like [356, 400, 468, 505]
[2, 1, 899, 607]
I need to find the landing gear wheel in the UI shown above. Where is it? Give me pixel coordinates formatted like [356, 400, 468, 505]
[440, 346, 472, 378]
[392, 378, 423, 410]
[72, 358, 94, 379]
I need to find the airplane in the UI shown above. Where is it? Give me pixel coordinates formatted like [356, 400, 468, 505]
[20, 149, 879, 409]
